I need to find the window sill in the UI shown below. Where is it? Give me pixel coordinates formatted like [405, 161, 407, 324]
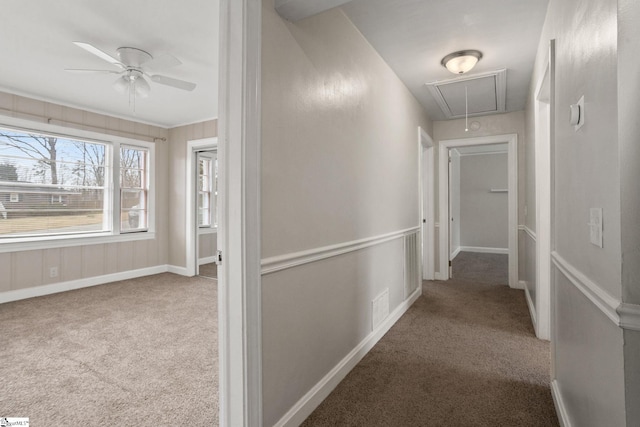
[197, 227, 218, 235]
[0, 231, 157, 254]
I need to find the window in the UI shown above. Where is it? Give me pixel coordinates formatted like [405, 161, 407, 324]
[120, 145, 149, 232]
[197, 151, 217, 228]
[0, 123, 153, 242]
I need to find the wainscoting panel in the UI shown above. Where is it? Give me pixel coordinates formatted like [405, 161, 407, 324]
[261, 228, 421, 426]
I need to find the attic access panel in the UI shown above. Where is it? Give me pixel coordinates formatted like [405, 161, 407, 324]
[425, 69, 507, 119]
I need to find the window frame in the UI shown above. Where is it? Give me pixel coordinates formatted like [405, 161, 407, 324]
[0, 116, 156, 253]
[197, 151, 217, 229]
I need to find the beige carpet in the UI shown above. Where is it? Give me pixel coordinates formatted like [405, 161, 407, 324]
[0, 273, 218, 426]
[303, 253, 558, 426]
[199, 262, 218, 279]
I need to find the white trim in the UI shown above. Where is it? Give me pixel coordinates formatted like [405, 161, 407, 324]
[525, 284, 538, 330]
[0, 231, 157, 254]
[0, 265, 168, 304]
[167, 265, 189, 276]
[523, 225, 537, 241]
[514, 280, 526, 290]
[618, 303, 640, 332]
[551, 380, 572, 427]
[551, 251, 620, 324]
[458, 150, 509, 157]
[261, 227, 420, 275]
[185, 137, 218, 277]
[274, 286, 422, 427]
[438, 134, 518, 288]
[198, 227, 217, 236]
[419, 127, 435, 281]
[458, 246, 509, 255]
[434, 272, 447, 281]
[451, 246, 462, 259]
[534, 46, 554, 342]
[218, 0, 262, 424]
[198, 256, 217, 266]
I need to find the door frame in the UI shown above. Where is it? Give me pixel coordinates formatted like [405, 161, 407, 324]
[437, 134, 519, 287]
[532, 40, 555, 342]
[419, 127, 435, 280]
[218, 0, 262, 425]
[186, 137, 218, 277]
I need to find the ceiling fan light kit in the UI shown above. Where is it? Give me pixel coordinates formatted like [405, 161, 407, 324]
[441, 49, 483, 74]
[67, 42, 196, 110]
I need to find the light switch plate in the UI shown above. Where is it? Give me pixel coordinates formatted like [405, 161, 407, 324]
[589, 208, 603, 248]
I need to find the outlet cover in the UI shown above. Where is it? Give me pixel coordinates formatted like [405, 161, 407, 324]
[589, 208, 603, 248]
[49, 266, 59, 278]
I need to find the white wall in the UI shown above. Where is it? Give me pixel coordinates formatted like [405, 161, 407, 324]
[0, 91, 170, 298]
[459, 152, 508, 250]
[261, 1, 431, 424]
[524, 0, 640, 424]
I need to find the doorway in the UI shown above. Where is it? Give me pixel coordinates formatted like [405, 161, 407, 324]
[419, 127, 435, 280]
[186, 137, 218, 277]
[438, 134, 519, 288]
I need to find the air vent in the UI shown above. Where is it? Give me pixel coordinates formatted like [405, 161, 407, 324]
[425, 69, 507, 119]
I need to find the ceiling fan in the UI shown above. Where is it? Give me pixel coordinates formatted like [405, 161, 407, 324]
[66, 42, 196, 101]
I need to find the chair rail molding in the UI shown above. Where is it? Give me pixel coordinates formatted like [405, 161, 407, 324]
[261, 227, 420, 275]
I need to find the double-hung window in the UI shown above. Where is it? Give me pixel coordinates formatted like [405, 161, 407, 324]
[0, 121, 153, 244]
[197, 151, 217, 228]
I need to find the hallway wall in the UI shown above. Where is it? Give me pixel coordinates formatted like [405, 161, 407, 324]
[525, 0, 640, 424]
[261, 1, 431, 424]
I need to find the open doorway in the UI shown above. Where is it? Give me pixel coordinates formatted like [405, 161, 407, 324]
[438, 134, 519, 288]
[186, 137, 218, 278]
[448, 143, 509, 284]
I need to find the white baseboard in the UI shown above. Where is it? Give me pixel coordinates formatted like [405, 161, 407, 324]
[524, 284, 538, 331]
[434, 272, 447, 280]
[514, 279, 526, 290]
[460, 246, 509, 255]
[167, 265, 190, 276]
[274, 286, 422, 427]
[551, 380, 572, 427]
[198, 256, 217, 266]
[451, 246, 461, 260]
[0, 265, 168, 304]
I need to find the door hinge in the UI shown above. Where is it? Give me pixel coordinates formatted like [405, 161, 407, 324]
[216, 250, 223, 265]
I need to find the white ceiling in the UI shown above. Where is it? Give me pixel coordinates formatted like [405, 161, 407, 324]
[1, 0, 219, 129]
[2, 0, 547, 129]
[341, 0, 549, 121]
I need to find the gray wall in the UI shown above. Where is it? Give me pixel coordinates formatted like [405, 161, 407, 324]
[459, 153, 508, 249]
[524, 0, 640, 424]
[261, 0, 431, 424]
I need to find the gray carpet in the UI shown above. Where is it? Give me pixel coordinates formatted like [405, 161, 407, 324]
[303, 253, 558, 426]
[0, 273, 218, 426]
[452, 251, 509, 285]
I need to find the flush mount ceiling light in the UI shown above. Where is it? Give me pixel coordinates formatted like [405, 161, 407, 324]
[441, 50, 483, 74]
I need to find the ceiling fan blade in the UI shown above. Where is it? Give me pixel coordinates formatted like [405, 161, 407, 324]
[150, 75, 196, 91]
[73, 42, 125, 69]
[65, 68, 122, 74]
[144, 53, 181, 71]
